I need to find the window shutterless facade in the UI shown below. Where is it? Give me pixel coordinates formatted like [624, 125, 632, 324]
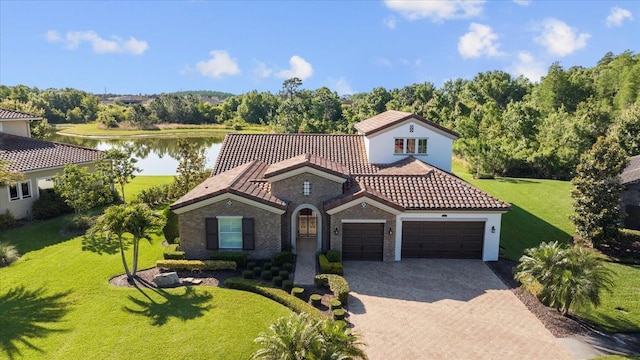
[394, 138, 427, 155]
[8, 180, 32, 201]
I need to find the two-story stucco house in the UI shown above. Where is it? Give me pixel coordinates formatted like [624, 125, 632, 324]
[0, 108, 102, 219]
[170, 110, 510, 262]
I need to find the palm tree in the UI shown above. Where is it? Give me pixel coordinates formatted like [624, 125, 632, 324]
[91, 203, 165, 280]
[515, 241, 614, 315]
[252, 313, 367, 360]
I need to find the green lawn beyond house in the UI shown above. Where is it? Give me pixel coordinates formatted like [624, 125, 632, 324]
[454, 164, 640, 333]
[0, 176, 290, 359]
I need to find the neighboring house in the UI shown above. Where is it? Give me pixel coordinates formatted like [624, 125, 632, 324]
[171, 110, 511, 262]
[622, 155, 640, 230]
[0, 108, 102, 219]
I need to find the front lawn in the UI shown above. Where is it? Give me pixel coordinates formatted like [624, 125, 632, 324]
[453, 163, 640, 333]
[55, 122, 269, 137]
[0, 188, 290, 359]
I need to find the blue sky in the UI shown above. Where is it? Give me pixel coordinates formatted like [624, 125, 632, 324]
[1, 1, 638, 96]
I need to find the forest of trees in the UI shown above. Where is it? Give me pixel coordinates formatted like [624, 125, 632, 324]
[1, 51, 638, 180]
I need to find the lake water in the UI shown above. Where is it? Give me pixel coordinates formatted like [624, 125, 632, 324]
[49, 133, 224, 175]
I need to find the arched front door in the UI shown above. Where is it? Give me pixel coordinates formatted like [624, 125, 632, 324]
[298, 208, 317, 237]
[290, 205, 322, 254]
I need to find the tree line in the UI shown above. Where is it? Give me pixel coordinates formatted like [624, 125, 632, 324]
[1, 50, 638, 180]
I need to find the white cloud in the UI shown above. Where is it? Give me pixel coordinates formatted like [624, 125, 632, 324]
[384, 15, 397, 29]
[376, 57, 393, 68]
[507, 51, 546, 82]
[328, 77, 354, 96]
[458, 23, 504, 58]
[606, 6, 633, 27]
[195, 50, 241, 78]
[275, 55, 314, 80]
[534, 18, 590, 56]
[45, 30, 148, 55]
[512, 0, 530, 6]
[252, 61, 273, 79]
[384, 0, 484, 23]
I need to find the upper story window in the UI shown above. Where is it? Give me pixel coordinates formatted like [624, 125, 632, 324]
[8, 180, 32, 201]
[303, 180, 310, 196]
[394, 138, 427, 155]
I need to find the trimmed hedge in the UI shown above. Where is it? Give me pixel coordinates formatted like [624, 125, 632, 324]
[619, 228, 640, 243]
[282, 279, 293, 293]
[163, 244, 185, 260]
[329, 299, 342, 310]
[283, 262, 293, 272]
[210, 251, 247, 268]
[270, 266, 280, 276]
[261, 270, 273, 281]
[162, 207, 179, 244]
[326, 249, 341, 262]
[224, 278, 323, 320]
[273, 276, 283, 287]
[318, 254, 343, 275]
[291, 287, 304, 299]
[242, 269, 254, 279]
[271, 251, 294, 265]
[253, 266, 262, 277]
[246, 261, 257, 270]
[315, 274, 350, 305]
[278, 270, 289, 280]
[310, 293, 322, 306]
[156, 259, 236, 271]
[332, 308, 346, 320]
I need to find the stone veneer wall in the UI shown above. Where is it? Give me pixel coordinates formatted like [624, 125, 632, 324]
[177, 198, 282, 260]
[270, 172, 344, 250]
[329, 202, 397, 261]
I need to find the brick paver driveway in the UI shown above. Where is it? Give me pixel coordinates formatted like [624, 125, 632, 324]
[344, 259, 574, 360]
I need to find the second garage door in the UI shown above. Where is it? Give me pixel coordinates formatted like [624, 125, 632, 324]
[402, 221, 484, 259]
[342, 223, 384, 261]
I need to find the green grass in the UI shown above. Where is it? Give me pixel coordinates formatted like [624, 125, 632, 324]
[57, 122, 269, 137]
[452, 162, 640, 333]
[125, 175, 174, 201]
[0, 180, 290, 359]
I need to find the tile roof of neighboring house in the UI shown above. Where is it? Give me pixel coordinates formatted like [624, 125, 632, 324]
[0, 108, 41, 121]
[213, 134, 378, 175]
[171, 160, 287, 211]
[354, 110, 459, 138]
[264, 153, 350, 179]
[0, 133, 102, 172]
[622, 155, 640, 185]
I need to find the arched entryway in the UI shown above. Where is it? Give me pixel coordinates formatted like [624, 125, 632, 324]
[290, 204, 322, 254]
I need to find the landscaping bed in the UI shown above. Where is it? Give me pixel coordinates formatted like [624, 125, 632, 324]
[110, 267, 242, 288]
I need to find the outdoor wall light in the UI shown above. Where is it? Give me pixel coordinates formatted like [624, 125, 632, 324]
[334, 227, 339, 235]
[388, 227, 393, 235]
[491, 226, 495, 233]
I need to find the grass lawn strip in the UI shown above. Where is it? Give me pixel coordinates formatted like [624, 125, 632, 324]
[55, 122, 268, 137]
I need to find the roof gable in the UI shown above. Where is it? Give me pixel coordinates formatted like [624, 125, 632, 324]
[0, 108, 41, 121]
[622, 155, 640, 185]
[264, 153, 350, 182]
[354, 110, 459, 139]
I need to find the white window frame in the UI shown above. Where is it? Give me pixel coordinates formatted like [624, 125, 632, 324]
[303, 180, 310, 196]
[394, 138, 428, 155]
[36, 176, 56, 198]
[8, 180, 32, 202]
[217, 216, 243, 249]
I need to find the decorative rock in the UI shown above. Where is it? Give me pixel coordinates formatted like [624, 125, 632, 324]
[153, 272, 179, 287]
[183, 277, 203, 285]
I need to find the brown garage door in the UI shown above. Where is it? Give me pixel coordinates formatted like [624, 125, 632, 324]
[402, 221, 484, 259]
[342, 223, 384, 261]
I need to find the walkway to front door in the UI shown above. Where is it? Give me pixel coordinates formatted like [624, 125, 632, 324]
[293, 236, 316, 285]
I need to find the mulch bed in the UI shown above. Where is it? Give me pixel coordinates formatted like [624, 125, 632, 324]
[486, 258, 591, 337]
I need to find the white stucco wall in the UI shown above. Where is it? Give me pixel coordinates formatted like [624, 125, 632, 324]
[0, 120, 31, 137]
[364, 118, 455, 172]
[394, 211, 505, 262]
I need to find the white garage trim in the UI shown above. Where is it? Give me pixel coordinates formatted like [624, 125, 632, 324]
[341, 219, 387, 223]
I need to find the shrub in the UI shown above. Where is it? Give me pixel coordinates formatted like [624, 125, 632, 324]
[243, 270, 254, 279]
[64, 214, 96, 234]
[247, 261, 257, 270]
[0, 209, 16, 230]
[156, 259, 236, 271]
[332, 308, 346, 321]
[318, 254, 343, 275]
[253, 266, 262, 277]
[223, 278, 323, 319]
[310, 293, 322, 306]
[163, 244, 185, 260]
[271, 251, 294, 265]
[134, 183, 169, 205]
[315, 274, 350, 305]
[273, 276, 283, 287]
[283, 262, 293, 272]
[291, 287, 304, 299]
[282, 279, 294, 293]
[329, 299, 342, 310]
[619, 228, 640, 244]
[261, 270, 273, 281]
[270, 266, 280, 276]
[162, 207, 179, 244]
[326, 249, 341, 262]
[210, 251, 247, 268]
[31, 189, 73, 220]
[0, 242, 20, 267]
[263, 262, 273, 270]
[278, 270, 289, 280]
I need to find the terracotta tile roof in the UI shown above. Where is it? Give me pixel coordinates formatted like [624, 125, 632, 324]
[354, 110, 459, 138]
[0, 108, 41, 121]
[264, 153, 350, 179]
[375, 156, 434, 175]
[213, 134, 378, 175]
[622, 155, 640, 185]
[171, 160, 287, 211]
[0, 133, 102, 172]
[324, 180, 404, 212]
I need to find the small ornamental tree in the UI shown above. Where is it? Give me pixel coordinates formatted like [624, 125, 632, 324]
[0, 160, 24, 187]
[570, 136, 628, 247]
[54, 164, 113, 214]
[97, 145, 141, 202]
[170, 139, 208, 198]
